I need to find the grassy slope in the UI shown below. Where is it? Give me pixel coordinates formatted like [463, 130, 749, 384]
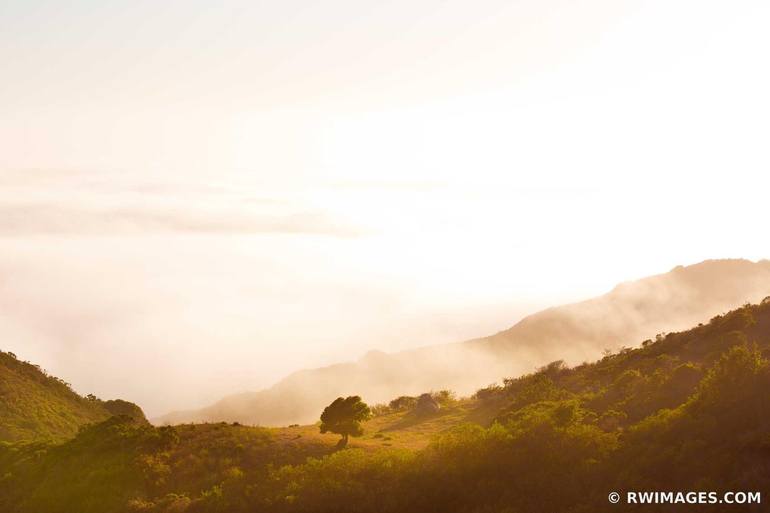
[273, 400, 485, 452]
[0, 409, 476, 513]
[0, 351, 145, 442]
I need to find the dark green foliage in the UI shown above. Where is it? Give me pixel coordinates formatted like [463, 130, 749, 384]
[431, 389, 456, 406]
[388, 395, 417, 411]
[384, 390, 456, 414]
[319, 396, 372, 447]
[103, 400, 149, 424]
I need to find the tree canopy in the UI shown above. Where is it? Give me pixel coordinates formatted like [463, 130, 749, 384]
[319, 396, 371, 447]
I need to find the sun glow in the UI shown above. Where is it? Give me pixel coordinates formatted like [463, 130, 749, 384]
[2, 0, 770, 416]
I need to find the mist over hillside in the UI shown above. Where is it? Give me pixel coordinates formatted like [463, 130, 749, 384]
[5, 295, 770, 512]
[157, 259, 770, 426]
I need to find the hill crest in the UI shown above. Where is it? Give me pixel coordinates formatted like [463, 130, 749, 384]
[0, 350, 146, 442]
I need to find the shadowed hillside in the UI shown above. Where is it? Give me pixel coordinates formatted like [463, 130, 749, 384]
[3, 298, 770, 512]
[157, 259, 770, 426]
[0, 351, 147, 442]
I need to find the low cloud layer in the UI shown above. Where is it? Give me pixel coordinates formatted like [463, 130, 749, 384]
[0, 171, 360, 238]
[4, 171, 769, 420]
[0, 203, 360, 237]
[0, 170, 538, 417]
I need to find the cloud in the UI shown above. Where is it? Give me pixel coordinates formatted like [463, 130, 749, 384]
[0, 170, 362, 238]
[0, 203, 361, 237]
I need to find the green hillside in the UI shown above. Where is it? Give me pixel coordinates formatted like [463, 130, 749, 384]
[3, 299, 770, 512]
[0, 351, 146, 442]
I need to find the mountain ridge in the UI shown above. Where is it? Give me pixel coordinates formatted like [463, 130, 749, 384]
[156, 258, 770, 426]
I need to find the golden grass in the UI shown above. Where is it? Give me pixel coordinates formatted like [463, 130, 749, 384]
[267, 399, 495, 453]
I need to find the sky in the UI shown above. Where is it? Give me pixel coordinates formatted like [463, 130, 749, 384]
[1, 0, 770, 417]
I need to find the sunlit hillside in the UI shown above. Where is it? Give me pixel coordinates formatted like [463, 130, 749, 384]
[3, 299, 770, 512]
[0, 351, 146, 442]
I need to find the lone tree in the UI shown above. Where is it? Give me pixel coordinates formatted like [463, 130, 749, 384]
[319, 395, 371, 448]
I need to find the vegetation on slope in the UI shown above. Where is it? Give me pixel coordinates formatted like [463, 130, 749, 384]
[0, 351, 146, 442]
[3, 299, 770, 512]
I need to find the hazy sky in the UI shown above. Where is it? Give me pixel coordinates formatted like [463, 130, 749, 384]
[2, 0, 770, 416]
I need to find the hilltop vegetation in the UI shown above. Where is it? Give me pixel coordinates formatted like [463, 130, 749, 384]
[3, 299, 770, 512]
[159, 259, 770, 427]
[0, 351, 146, 442]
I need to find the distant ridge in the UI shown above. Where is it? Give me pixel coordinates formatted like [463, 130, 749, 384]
[157, 259, 770, 426]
